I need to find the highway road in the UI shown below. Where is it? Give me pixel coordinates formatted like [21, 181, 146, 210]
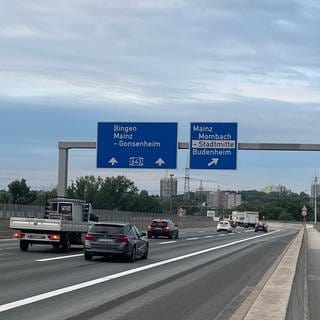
[0, 227, 297, 320]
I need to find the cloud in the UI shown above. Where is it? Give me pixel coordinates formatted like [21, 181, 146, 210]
[0, 0, 320, 195]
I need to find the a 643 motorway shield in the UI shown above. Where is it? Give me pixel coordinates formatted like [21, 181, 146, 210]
[190, 122, 237, 169]
[97, 122, 178, 169]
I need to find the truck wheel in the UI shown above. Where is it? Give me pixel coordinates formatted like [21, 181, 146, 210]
[20, 240, 29, 251]
[62, 238, 71, 253]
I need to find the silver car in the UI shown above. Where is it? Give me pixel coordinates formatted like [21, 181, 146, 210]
[84, 222, 149, 262]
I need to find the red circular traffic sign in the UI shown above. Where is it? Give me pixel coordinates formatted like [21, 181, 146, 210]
[301, 206, 307, 216]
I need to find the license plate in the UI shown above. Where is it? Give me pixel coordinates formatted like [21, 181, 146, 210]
[98, 238, 114, 243]
[29, 234, 45, 239]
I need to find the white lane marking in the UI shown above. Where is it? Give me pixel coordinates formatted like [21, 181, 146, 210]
[218, 234, 227, 236]
[0, 239, 16, 242]
[159, 241, 177, 245]
[36, 254, 83, 262]
[186, 237, 199, 241]
[0, 230, 280, 313]
[204, 236, 214, 238]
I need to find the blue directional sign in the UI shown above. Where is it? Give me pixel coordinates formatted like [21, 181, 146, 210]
[190, 122, 237, 169]
[97, 122, 178, 169]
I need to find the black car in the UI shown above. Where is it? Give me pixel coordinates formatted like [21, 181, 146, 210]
[147, 219, 179, 239]
[255, 221, 268, 232]
[84, 222, 149, 262]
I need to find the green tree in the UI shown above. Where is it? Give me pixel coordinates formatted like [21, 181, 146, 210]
[7, 179, 35, 204]
[0, 191, 10, 203]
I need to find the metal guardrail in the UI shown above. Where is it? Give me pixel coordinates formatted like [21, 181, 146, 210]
[0, 203, 44, 218]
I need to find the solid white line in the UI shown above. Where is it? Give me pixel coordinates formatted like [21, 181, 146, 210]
[204, 236, 214, 238]
[159, 241, 177, 245]
[186, 237, 199, 241]
[36, 254, 83, 262]
[0, 230, 280, 313]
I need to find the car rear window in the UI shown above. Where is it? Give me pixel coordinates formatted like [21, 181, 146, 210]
[89, 225, 125, 234]
[151, 221, 168, 227]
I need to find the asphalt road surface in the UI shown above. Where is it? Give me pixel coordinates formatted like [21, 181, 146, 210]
[0, 227, 297, 320]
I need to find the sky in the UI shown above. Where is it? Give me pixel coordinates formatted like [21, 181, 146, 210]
[1, 0, 320, 195]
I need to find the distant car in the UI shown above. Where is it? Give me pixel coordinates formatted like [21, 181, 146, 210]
[84, 221, 149, 262]
[147, 219, 179, 239]
[255, 221, 268, 232]
[217, 220, 232, 233]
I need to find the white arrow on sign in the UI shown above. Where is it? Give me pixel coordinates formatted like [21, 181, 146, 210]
[155, 158, 165, 166]
[108, 157, 118, 166]
[208, 158, 219, 166]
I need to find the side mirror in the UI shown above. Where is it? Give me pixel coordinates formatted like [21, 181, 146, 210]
[140, 231, 146, 237]
[175, 224, 178, 227]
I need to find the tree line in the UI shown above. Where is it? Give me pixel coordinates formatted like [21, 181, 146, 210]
[0, 176, 314, 221]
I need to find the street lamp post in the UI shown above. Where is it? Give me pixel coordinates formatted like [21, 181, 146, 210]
[314, 176, 318, 224]
[169, 174, 174, 215]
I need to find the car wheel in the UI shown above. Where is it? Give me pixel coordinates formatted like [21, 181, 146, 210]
[84, 252, 93, 261]
[20, 240, 29, 251]
[175, 232, 179, 239]
[129, 246, 136, 262]
[141, 245, 149, 259]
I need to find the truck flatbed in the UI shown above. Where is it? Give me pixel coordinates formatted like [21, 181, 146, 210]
[10, 217, 89, 233]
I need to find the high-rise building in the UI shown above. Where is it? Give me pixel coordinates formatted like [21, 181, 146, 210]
[206, 191, 241, 210]
[160, 177, 178, 198]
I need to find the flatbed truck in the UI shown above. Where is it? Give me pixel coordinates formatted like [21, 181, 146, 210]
[10, 197, 97, 252]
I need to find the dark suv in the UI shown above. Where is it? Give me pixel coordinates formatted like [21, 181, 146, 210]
[84, 222, 149, 262]
[255, 221, 268, 232]
[147, 219, 179, 239]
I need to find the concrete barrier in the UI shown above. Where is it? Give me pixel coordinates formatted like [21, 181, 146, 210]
[242, 227, 305, 320]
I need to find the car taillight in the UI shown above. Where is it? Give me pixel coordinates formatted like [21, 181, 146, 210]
[115, 236, 129, 243]
[85, 234, 96, 241]
[48, 234, 60, 241]
[13, 231, 23, 238]
[147, 226, 153, 230]
[163, 226, 170, 231]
